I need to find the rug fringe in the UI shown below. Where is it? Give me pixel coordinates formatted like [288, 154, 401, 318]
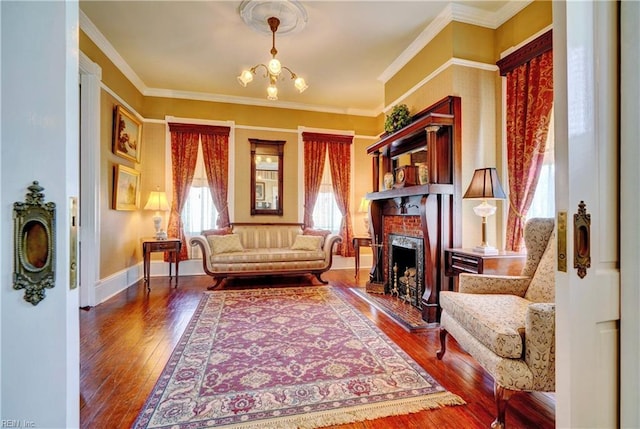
[218, 392, 466, 429]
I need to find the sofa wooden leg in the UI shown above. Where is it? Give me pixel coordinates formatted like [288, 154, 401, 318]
[314, 273, 329, 284]
[207, 277, 223, 290]
[491, 383, 516, 429]
[436, 327, 448, 359]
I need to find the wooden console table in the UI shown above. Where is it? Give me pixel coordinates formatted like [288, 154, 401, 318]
[352, 236, 372, 277]
[142, 238, 181, 291]
[445, 248, 526, 290]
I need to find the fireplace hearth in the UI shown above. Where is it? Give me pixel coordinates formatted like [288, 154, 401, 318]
[387, 234, 424, 309]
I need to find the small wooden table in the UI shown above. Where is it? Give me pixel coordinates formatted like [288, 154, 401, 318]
[444, 248, 526, 290]
[142, 238, 181, 290]
[352, 236, 373, 277]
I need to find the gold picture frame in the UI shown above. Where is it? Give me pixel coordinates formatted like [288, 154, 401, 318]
[113, 164, 141, 210]
[113, 104, 142, 163]
[13, 181, 56, 305]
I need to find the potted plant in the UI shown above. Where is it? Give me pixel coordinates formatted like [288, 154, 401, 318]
[384, 104, 411, 133]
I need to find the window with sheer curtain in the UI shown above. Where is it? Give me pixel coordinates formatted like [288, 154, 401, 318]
[312, 153, 341, 233]
[526, 109, 555, 220]
[182, 142, 218, 258]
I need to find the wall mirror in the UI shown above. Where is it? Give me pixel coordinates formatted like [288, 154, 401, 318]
[250, 138, 284, 216]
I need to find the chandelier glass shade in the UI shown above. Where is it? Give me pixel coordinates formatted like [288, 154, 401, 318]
[237, 16, 308, 100]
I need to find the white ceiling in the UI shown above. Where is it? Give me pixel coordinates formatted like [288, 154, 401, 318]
[80, 1, 526, 116]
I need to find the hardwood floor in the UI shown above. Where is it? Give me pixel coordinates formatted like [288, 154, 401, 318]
[80, 270, 555, 428]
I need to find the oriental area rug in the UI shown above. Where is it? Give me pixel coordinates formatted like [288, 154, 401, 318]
[133, 286, 464, 429]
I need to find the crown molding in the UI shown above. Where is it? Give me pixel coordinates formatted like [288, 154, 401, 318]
[144, 87, 379, 117]
[79, 10, 147, 94]
[384, 58, 498, 112]
[379, 0, 533, 84]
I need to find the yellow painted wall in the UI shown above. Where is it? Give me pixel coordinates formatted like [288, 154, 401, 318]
[99, 91, 145, 277]
[494, 0, 553, 60]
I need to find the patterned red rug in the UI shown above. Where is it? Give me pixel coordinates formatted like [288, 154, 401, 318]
[133, 287, 464, 429]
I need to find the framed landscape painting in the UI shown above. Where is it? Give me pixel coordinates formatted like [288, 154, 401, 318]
[113, 105, 142, 163]
[113, 164, 140, 210]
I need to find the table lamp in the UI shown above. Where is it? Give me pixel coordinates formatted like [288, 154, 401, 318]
[358, 197, 371, 236]
[463, 168, 506, 255]
[144, 187, 170, 240]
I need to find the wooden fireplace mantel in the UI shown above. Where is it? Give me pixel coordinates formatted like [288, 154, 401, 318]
[366, 96, 461, 323]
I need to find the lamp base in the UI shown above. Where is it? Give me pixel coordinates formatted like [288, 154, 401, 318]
[472, 245, 499, 255]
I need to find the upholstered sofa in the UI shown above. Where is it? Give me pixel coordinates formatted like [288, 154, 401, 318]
[437, 218, 555, 429]
[190, 222, 342, 289]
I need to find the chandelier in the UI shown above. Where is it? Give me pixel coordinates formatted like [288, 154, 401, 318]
[237, 16, 308, 100]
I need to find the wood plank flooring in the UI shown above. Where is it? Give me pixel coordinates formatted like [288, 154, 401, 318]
[80, 270, 555, 428]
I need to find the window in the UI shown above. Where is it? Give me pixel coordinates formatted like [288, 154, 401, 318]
[312, 154, 341, 232]
[527, 109, 555, 220]
[182, 143, 218, 257]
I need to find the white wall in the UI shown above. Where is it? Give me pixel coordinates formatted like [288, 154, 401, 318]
[1, 2, 79, 427]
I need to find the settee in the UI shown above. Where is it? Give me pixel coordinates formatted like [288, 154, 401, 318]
[190, 222, 342, 289]
[437, 218, 555, 429]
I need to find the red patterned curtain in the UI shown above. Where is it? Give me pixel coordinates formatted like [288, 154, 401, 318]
[302, 133, 327, 228]
[167, 124, 200, 260]
[327, 136, 355, 257]
[504, 49, 554, 251]
[201, 126, 231, 228]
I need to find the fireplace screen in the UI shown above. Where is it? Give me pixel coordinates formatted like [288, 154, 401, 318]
[387, 234, 424, 309]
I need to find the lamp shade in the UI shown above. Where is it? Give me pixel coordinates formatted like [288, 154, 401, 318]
[463, 168, 507, 200]
[144, 191, 170, 212]
[358, 197, 370, 213]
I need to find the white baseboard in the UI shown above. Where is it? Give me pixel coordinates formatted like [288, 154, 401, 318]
[93, 256, 370, 306]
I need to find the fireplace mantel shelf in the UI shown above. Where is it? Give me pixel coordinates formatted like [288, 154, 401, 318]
[366, 183, 454, 201]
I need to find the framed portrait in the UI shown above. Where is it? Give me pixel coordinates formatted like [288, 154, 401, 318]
[113, 105, 142, 163]
[113, 164, 141, 210]
[255, 182, 265, 201]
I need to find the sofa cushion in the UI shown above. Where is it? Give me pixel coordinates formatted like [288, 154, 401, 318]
[303, 228, 331, 246]
[524, 229, 555, 303]
[211, 248, 325, 264]
[440, 292, 530, 359]
[202, 227, 232, 236]
[208, 234, 244, 254]
[291, 234, 323, 251]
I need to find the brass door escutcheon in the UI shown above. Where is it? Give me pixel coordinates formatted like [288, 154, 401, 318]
[557, 212, 567, 272]
[573, 201, 591, 278]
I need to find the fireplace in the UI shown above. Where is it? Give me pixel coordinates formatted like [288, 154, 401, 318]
[387, 234, 424, 309]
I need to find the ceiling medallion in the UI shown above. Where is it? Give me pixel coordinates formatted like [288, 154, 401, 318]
[239, 0, 308, 35]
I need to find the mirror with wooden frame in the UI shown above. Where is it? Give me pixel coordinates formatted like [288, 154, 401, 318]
[250, 139, 284, 216]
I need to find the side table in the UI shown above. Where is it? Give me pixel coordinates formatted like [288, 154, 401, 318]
[142, 238, 182, 291]
[352, 236, 372, 277]
[444, 248, 526, 290]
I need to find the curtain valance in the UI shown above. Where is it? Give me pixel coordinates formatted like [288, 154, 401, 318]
[497, 30, 552, 76]
[302, 132, 353, 145]
[168, 122, 230, 136]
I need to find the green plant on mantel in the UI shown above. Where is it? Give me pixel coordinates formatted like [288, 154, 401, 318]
[384, 104, 412, 133]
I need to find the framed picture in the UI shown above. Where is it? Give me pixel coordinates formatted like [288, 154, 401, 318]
[113, 105, 142, 163]
[113, 164, 140, 210]
[255, 182, 265, 201]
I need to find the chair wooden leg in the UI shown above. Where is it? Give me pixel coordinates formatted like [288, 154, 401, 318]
[436, 327, 448, 359]
[491, 383, 516, 429]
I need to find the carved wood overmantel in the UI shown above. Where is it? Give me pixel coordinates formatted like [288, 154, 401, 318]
[366, 96, 462, 323]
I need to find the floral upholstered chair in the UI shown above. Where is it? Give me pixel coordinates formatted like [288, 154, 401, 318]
[437, 218, 555, 429]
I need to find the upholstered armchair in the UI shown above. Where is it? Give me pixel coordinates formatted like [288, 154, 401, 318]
[437, 218, 555, 429]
